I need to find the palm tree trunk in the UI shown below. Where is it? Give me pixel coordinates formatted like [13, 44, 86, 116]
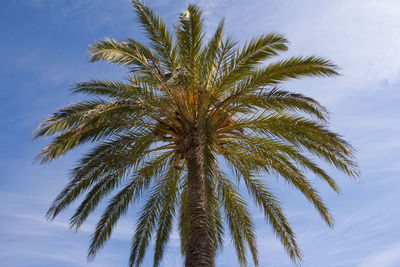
[185, 143, 215, 267]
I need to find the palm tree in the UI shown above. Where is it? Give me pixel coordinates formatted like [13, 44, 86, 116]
[34, 1, 359, 266]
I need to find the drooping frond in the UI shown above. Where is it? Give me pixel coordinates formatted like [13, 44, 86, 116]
[71, 152, 172, 232]
[221, 135, 334, 227]
[225, 113, 359, 178]
[178, 183, 189, 255]
[129, 160, 182, 267]
[89, 38, 159, 74]
[87, 177, 149, 261]
[242, 177, 301, 262]
[236, 88, 329, 121]
[35, 101, 149, 163]
[241, 56, 339, 89]
[219, 144, 301, 261]
[222, 134, 340, 193]
[153, 164, 183, 266]
[72, 80, 141, 99]
[88, 153, 174, 261]
[203, 124, 225, 253]
[217, 172, 258, 266]
[45, 131, 156, 221]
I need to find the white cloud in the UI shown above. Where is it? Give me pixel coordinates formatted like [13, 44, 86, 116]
[193, 0, 400, 104]
[358, 243, 400, 267]
[283, 0, 400, 90]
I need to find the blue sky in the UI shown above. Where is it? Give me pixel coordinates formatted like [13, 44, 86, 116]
[1, 0, 400, 266]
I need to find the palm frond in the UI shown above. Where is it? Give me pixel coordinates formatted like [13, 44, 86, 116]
[176, 4, 205, 79]
[217, 172, 258, 266]
[129, 160, 182, 267]
[131, 0, 177, 71]
[45, 132, 156, 221]
[35, 100, 151, 163]
[216, 33, 288, 92]
[178, 183, 189, 256]
[221, 138, 333, 226]
[227, 113, 359, 178]
[89, 37, 158, 74]
[219, 146, 302, 262]
[237, 88, 329, 121]
[153, 163, 183, 266]
[242, 177, 301, 263]
[72, 80, 141, 99]
[87, 153, 173, 261]
[224, 135, 341, 193]
[72, 152, 172, 233]
[200, 18, 225, 86]
[243, 56, 339, 89]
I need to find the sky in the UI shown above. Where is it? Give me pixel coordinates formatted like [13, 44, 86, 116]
[1, 0, 400, 266]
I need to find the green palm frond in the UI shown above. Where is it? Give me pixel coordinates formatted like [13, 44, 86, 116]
[35, 102, 150, 163]
[200, 18, 225, 85]
[245, 114, 358, 177]
[45, 131, 156, 221]
[71, 152, 172, 232]
[243, 56, 339, 89]
[129, 161, 182, 267]
[89, 37, 158, 74]
[33, 99, 109, 138]
[237, 88, 329, 121]
[207, 35, 238, 96]
[217, 172, 258, 266]
[226, 139, 334, 226]
[176, 4, 205, 79]
[225, 134, 340, 193]
[242, 177, 301, 262]
[215, 33, 288, 93]
[131, 0, 177, 72]
[178, 184, 189, 256]
[153, 163, 183, 266]
[88, 153, 175, 262]
[270, 158, 334, 226]
[72, 80, 141, 99]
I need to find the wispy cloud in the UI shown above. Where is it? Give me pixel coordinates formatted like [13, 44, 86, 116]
[192, 0, 400, 104]
[358, 243, 400, 267]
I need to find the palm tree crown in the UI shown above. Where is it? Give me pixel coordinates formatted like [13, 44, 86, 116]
[35, 1, 359, 266]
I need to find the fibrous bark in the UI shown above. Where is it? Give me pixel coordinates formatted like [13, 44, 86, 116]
[185, 140, 215, 267]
